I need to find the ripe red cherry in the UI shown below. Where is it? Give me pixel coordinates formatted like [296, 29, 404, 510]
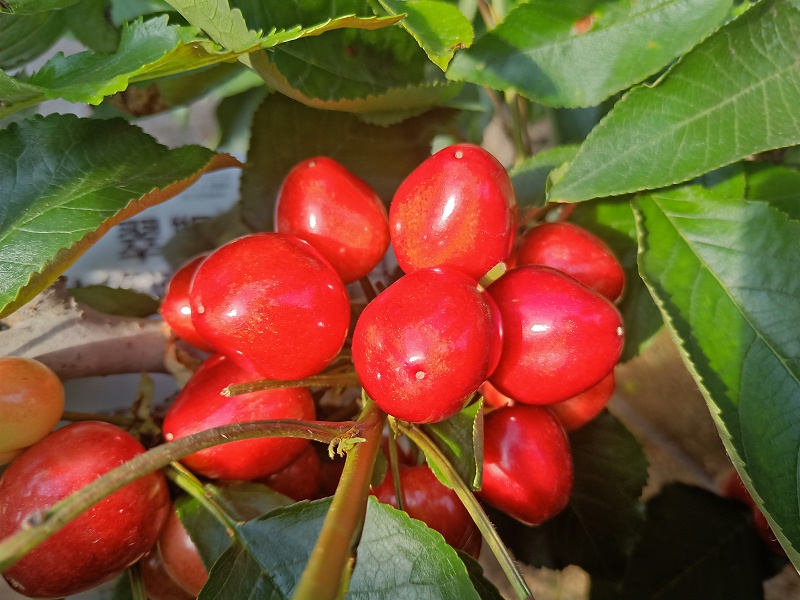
[372, 464, 481, 558]
[479, 380, 514, 409]
[141, 549, 195, 600]
[488, 265, 624, 405]
[720, 469, 785, 555]
[515, 222, 625, 302]
[548, 370, 615, 431]
[162, 354, 315, 480]
[275, 157, 390, 284]
[158, 506, 208, 596]
[161, 254, 215, 352]
[390, 143, 516, 281]
[189, 233, 350, 380]
[259, 443, 322, 501]
[479, 405, 573, 525]
[0, 421, 170, 599]
[352, 267, 503, 423]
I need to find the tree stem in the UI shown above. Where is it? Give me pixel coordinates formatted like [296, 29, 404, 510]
[223, 373, 361, 397]
[166, 462, 238, 533]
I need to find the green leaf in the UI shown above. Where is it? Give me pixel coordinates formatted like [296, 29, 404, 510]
[0, 10, 66, 70]
[635, 184, 800, 568]
[744, 163, 800, 220]
[378, 0, 474, 70]
[68, 285, 160, 317]
[612, 484, 771, 599]
[422, 398, 483, 490]
[0, 0, 80, 13]
[457, 551, 504, 600]
[0, 114, 238, 318]
[491, 412, 648, 579]
[510, 144, 579, 210]
[65, 0, 121, 54]
[549, 0, 800, 201]
[570, 197, 663, 361]
[199, 497, 480, 599]
[446, 0, 731, 108]
[163, 0, 261, 51]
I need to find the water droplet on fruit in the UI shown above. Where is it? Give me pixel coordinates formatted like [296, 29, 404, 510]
[415, 371, 426, 380]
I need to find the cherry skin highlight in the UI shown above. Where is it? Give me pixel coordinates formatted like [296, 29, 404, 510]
[0, 422, 170, 599]
[275, 156, 390, 283]
[161, 254, 215, 352]
[488, 265, 624, 405]
[479, 405, 573, 526]
[352, 266, 503, 423]
[390, 143, 516, 282]
[189, 232, 350, 380]
[162, 354, 315, 480]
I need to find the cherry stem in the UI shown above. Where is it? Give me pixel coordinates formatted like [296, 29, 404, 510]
[223, 373, 361, 397]
[293, 396, 386, 600]
[128, 561, 147, 600]
[387, 431, 405, 512]
[0, 419, 355, 573]
[394, 420, 535, 600]
[479, 261, 508, 289]
[60, 410, 134, 427]
[166, 462, 238, 534]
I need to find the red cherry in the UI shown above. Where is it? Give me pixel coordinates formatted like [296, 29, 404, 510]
[189, 233, 351, 380]
[141, 549, 195, 600]
[372, 464, 481, 558]
[259, 443, 322, 501]
[158, 506, 208, 596]
[352, 267, 503, 423]
[488, 265, 624, 405]
[275, 157, 390, 284]
[161, 254, 215, 352]
[547, 370, 616, 432]
[390, 143, 516, 281]
[479, 405, 573, 525]
[720, 469, 785, 556]
[162, 354, 315, 480]
[515, 222, 625, 302]
[0, 422, 170, 599]
[479, 380, 514, 409]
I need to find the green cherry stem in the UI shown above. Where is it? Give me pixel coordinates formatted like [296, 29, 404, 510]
[394, 420, 535, 600]
[0, 419, 355, 573]
[127, 562, 147, 600]
[386, 430, 405, 512]
[223, 373, 361, 397]
[165, 462, 238, 533]
[293, 396, 386, 600]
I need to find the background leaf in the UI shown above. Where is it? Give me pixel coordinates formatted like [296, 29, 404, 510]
[65, 0, 121, 54]
[0, 0, 80, 13]
[422, 398, 483, 490]
[635, 184, 800, 569]
[67, 285, 160, 317]
[549, 0, 800, 201]
[446, 0, 731, 108]
[0, 113, 238, 317]
[510, 144, 579, 210]
[744, 162, 800, 220]
[0, 10, 66, 70]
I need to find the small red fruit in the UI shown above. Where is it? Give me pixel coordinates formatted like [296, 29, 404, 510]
[548, 370, 616, 431]
[162, 354, 315, 480]
[161, 254, 215, 352]
[390, 143, 516, 281]
[352, 267, 503, 423]
[488, 265, 624, 405]
[0, 422, 170, 599]
[515, 222, 625, 302]
[479, 405, 573, 525]
[479, 380, 514, 409]
[260, 443, 322, 501]
[275, 157, 390, 283]
[189, 233, 350, 380]
[158, 506, 208, 596]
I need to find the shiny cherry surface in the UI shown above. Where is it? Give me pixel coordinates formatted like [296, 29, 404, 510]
[516, 222, 625, 302]
[372, 464, 481, 557]
[0, 422, 170, 599]
[275, 157, 390, 283]
[352, 267, 503, 423]
[158, 506, 208, 596]
[390, 144, 516, 282]
[548, 370, 616, 431]
[260, 443, 322, 501]
[162, 354, 315, 480]
[488, 265, 624, 405]
[479, 405, 573, 526]
[189, 233, 350, 380]
[0, 357, 64, 464]
[161, 254, 215, 352]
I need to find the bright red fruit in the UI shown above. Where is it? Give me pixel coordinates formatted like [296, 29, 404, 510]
[162, 354, 315, 480]
[189, 233, 350, 380]
[260, 443, 322, 501]
[479, 405, 573, 525]
[161, 254, 215, 352]
[0, 422, 170, 599]
[479, 380, 514, 409]
[488, 265, 624, 405]
[275, 157, 390, 283]
[158, 506, 208, 596]
[352, 267, 503, 423]
[548, 370, 616, 431]
[515, 222, 625, 302]
[372, 465, 481, 557]
[390, 144, 516, 282]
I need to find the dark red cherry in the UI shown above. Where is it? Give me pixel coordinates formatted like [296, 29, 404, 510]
[488, 265, 624, 405]
[162, 354, 315, 480]
[189, 233, 350, 380]
[548, 370, 615, 431]
[515, 222, 625, 302]
[141, 549, 195, 600]
[161, 254, 214, 352]
[275, 157, 390, 283]
[390, 144, 516, 282]
[158, 506, 208, 596]
[479, 405, 573, 525]
[259, 443, 322, 501]
[352, 267, 503, 423]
